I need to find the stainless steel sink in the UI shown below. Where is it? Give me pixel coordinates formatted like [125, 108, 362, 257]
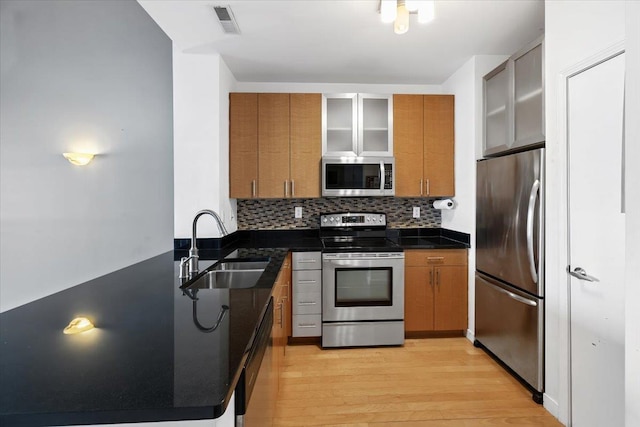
[184, 258, 270, 289]
[188, 269, 265, 289]
[212, 260, 270, 271]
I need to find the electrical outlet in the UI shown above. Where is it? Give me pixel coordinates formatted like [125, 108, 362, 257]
[413, 207, 420, 218]
[294, 206, 303, 219]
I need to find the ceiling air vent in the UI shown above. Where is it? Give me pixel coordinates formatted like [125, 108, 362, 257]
[214, 5, 240, 34]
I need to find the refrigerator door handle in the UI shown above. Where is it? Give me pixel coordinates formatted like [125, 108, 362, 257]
[478, 275, 538, 307]
[526, 179, 540, 284]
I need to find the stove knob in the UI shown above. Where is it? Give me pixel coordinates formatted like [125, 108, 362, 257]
[379, 215, 384, 222]
[330, 217, 335, 222]
[366, 216, 371, 222]
[372, 217, 377, 222]
[322, 217, 328, 223]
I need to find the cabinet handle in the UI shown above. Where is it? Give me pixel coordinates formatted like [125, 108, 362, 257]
[420, 179, 423, 196]
[298, 301, 317, 305]
[284, 181, 288, 197]
[429, 270, 433, 286]
[291, 180, 295, 197]
[427, 256, 444, 261]
[298, 324, 317, 328]
[297, 279, 318, 284]
[426, 179, 430, 196]
[436, 269, 440, 288]
[252, 180, 256, 198]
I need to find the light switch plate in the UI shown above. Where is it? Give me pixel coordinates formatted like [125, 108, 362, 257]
[412, 207, 420, 218]
[295, 206, 303, 218]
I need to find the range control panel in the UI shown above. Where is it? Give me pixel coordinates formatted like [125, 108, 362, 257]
[319, 212, 387, 228]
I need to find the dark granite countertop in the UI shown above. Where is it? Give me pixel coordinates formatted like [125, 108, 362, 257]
[0, 228, 468, 426]
[392, 228, 470, 249]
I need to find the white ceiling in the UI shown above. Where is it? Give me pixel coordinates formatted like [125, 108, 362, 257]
[138, 0, 544, 85]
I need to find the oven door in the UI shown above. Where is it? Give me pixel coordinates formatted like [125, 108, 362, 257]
[322, 252, 404, 322]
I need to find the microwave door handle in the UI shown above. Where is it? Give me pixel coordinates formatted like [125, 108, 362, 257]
[380, 161, 385, 191]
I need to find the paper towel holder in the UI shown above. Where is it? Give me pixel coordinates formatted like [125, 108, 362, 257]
[433, 199, 455, 210]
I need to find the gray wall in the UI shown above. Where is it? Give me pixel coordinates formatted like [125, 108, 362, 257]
[0, 0, 174, 311]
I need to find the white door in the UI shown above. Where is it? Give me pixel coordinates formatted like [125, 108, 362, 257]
[567, 52, 626, 426]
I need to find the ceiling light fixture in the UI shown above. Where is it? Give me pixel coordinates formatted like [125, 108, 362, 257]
[380, 0, 435, 35]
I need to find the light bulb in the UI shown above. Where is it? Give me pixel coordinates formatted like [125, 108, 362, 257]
[394, 3, 409, 34]
[405, 0, 419, 12]
[417, 1, 435, 23]
[380, 0, 397, 23]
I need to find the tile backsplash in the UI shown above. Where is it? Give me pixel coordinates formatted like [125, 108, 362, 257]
[237, 197, 441, 230]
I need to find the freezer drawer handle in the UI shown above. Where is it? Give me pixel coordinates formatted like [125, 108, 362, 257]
[567, 266, 600, 282]
[482, 278, 538, 307]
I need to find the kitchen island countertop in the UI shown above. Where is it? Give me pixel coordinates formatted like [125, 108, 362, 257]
[0, 228, 467, 426]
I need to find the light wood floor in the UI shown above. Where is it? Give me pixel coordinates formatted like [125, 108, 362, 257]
[274, 338, 562, 426]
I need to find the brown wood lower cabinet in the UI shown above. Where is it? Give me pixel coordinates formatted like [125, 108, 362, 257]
[404, 249, 468, 333]
[271, 252, 291, 396]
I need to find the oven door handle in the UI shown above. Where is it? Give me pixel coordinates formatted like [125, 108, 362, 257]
[380, 160, 385, 191]
[326, 259, 391, 267]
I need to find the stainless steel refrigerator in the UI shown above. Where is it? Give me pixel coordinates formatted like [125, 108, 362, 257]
[475, 148, 544, 403]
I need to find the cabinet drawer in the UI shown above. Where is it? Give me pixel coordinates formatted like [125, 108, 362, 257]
[292, 251, 322, 270]
[292, 314, 322, 337]
[293, 291, 322, 314]
[405, 249, 467, 266]
[293, 270, 322, 293]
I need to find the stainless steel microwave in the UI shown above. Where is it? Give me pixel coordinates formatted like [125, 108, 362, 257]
[321, 156, 395, 197]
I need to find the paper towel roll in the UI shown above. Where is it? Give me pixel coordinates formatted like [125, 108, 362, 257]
[433, 199, 455, 210]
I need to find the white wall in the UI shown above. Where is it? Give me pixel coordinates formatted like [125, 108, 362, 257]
[441, 54, 509, 340]
[0, 0, 174, 312]
[544, 0, 627, 423]
[218, 58, 238, 235]
[173, 53, 237, 238]
[624, 2, 640, 426]
[235, 82, 442, 94]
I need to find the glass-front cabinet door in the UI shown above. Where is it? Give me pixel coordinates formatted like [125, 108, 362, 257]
[358, 94, 393, 156]
[483, 36, 544, 157]
[323, 93, 393, 157]
[513, 41, 544, 147]
[322, 93, 358, 156]
[483, 61, 512, 157]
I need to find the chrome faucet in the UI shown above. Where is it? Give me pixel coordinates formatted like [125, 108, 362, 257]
[179, 209, 229, 278]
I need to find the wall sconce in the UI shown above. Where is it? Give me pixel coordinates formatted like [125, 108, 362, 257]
[380, 0, 435, 35]
[63, 317, 95, 334]
[63, 152, 95, 166]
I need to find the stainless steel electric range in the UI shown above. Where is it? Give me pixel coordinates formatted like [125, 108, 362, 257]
[319, 212, 405, 348]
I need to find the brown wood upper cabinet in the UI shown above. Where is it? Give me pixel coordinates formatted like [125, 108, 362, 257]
[229, 93, 258, 199]
[393, 94, 455, 197]
[404, 249, 468, 333]
[229, 93, 321, 199]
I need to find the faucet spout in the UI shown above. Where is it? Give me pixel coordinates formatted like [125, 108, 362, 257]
[186, 209, 228, 277]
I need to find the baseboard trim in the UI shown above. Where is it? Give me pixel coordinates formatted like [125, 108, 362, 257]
[543, 393, 560, 420]
[466, 329, 475, 343]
